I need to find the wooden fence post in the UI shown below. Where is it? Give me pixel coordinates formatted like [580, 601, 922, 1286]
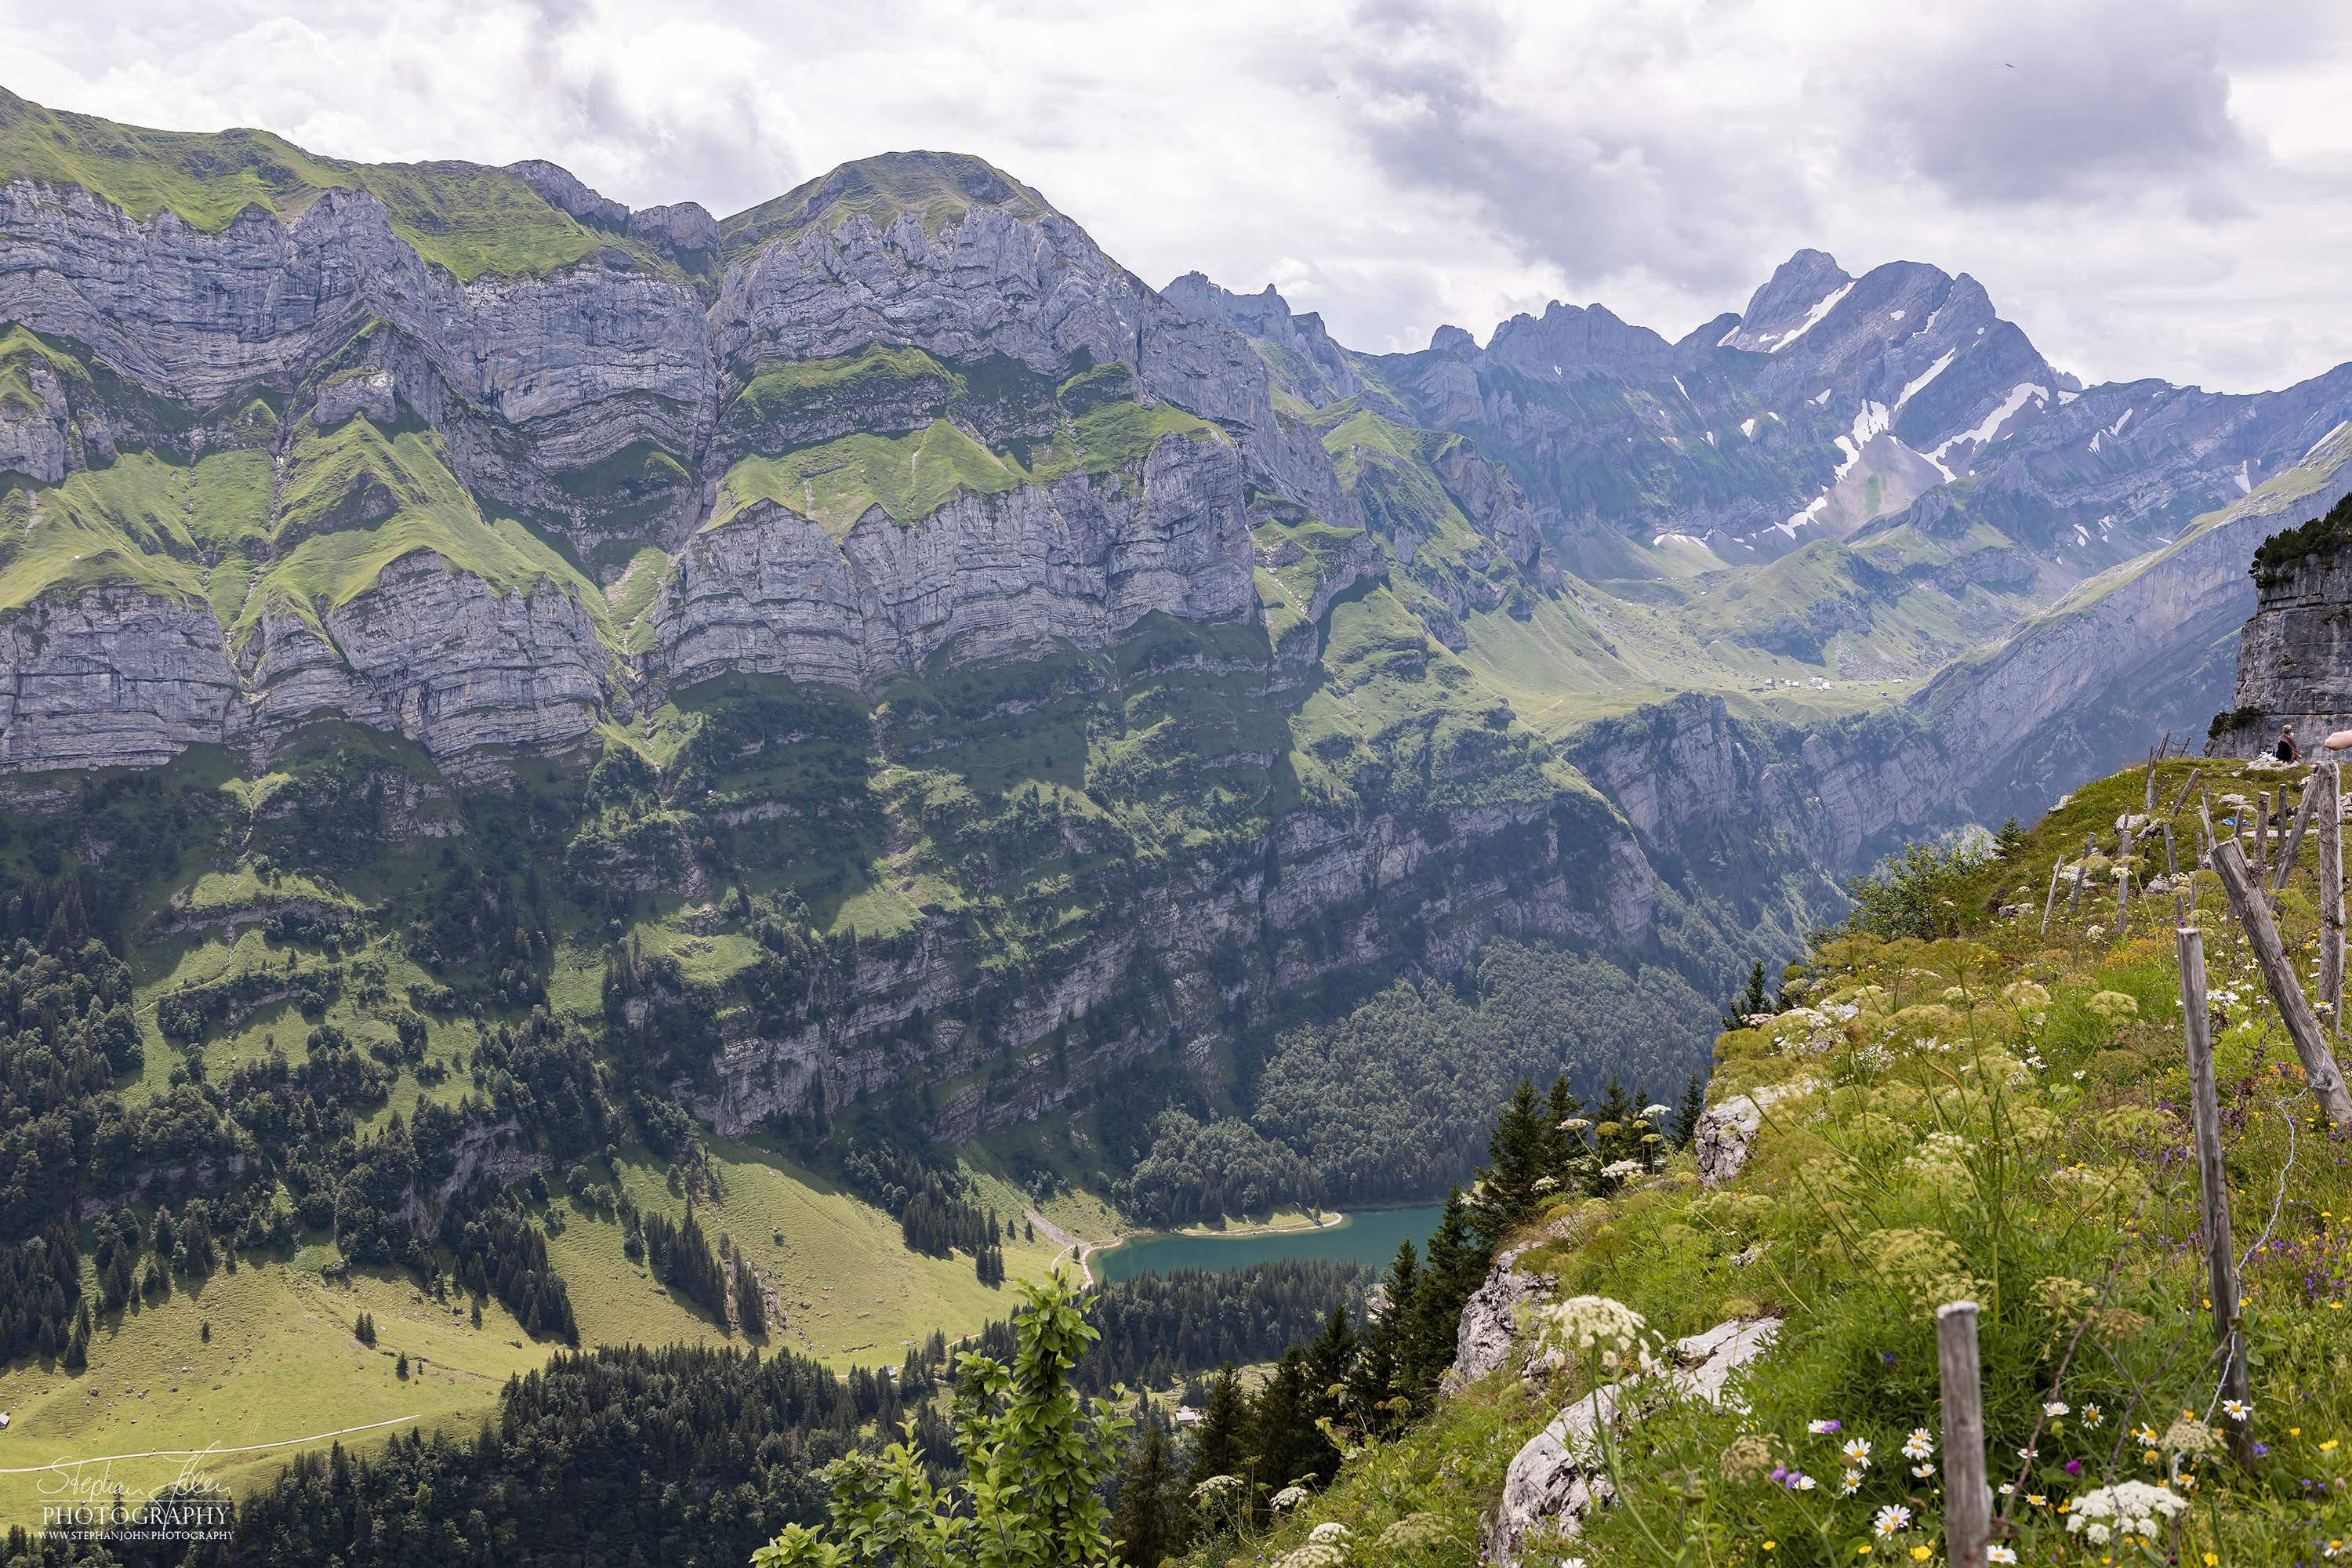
[2256, 789, 2270, 881]
[2271, 772, 2321, 897]
[2208, 836, 2352, 1124]
[1937, 1301, 1991, 1568]
[2040, 856, 2064, 938]
[2169, 768, 2204, 822]
[2068, 835, 2093, 915]
[2116, 832, 2131, 927]
[2178, 922, 2255, 1466]
[2321, 761, 2343, 1034]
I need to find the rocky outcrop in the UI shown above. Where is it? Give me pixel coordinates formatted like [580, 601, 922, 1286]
[713, 205, 1270, 437]
[2212, 500, 2352, 757]
[1694, 1077, 1818, 1186]
[316, 368, 398, 428]
[505, 160, 628, 231]
[230, 554, 613, 770]
[0, 177, 716, 503]
[653, 430, 1254, 691]
[1486, 1317, 1782, 1564]
[629, 202, 720, 257]
[0, 587, 238, 772]
[1444, 1247, 1551, 1392]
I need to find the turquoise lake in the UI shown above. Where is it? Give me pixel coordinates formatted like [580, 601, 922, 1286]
[1092, 1203, 1447, 1284]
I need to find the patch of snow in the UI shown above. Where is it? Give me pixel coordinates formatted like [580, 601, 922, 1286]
[1890, 309, 1906, 321]
[1704, 430, 1717, 445]
[1832, 401, 1892, 479]
[1766, 410, 1783, 422]
[1716, 320, 1744, 348]
[1770, 281, 1855, 352]
[2089, 431, 2103, 454]
[2056, 388, 2078, 405]
[1930, 383, 2049, 463]
[1776, 492, 1832, 536]
[2299, 419, 2352, 463]
[1552, 363, 1562, 377]
[1673, 376, 1691, 401]
[1976, 326, 1985, 335]
[2236, 459, 2252, 494]
[1739, 417, 1759, 438]
[1810, 387, 1832, 406]
[1922, 303, 1947, 336]
[1893, 350, 1955, 415]
[2074, 524, 2090, 545]
[2107, 408, 2133, 438]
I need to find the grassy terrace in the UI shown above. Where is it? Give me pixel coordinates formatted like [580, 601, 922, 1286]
[712, 360, 1219, 536]
[1212, 754, 2352, 1563]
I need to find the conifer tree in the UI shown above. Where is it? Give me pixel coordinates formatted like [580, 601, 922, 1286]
[1672, 1070, 1708, 1147]
[1721, 960, 1771, 1032]
[1111, 1418, 1183, 1567]
[1304, 1301, 1356, 1428]
[1348, 1243, 1419, 1434]
[1186, 1365, 1249, 1491]
[1248, 1346, 1334, 1491]
[1543, 1075, 1583, 1183]
[1406, 1189, 1484, 1396]
[1468, 1079, 1547, 1244]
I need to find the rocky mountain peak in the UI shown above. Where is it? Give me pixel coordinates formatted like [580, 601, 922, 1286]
[720, 150, 1056, 260]
[1716, 248, 1853, 352]
[1429, 324, 1479, 356]
[1486, 299, 1672, 379]
[505, 159, 629, 231]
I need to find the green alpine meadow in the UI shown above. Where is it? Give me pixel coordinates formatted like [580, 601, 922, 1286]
[2, 20, 2351, 1565]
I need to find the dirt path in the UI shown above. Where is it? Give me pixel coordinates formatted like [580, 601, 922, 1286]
[1025, 1209, 1133, 1287]
[0, 1414, 423, 1473]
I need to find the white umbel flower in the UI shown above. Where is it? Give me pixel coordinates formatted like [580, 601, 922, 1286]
[2067, 1481, 2187, 1544]
[1539, 1295, 1656, 1370]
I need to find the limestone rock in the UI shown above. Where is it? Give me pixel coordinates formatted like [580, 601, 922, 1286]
[0, 354, 71, 482]
[0, 587, 238, 771]
[2214, 522, 2352, 759]
[505, 159, 628, 230]
[652, 429, 1254, 691]
[1443, 1247, 1551, 1393]
[629, 201, 720, 256]
[316, 368, 397, 427]
[1486, 1317, 1781, 1565]
[1694, 1078, 1817, 1187]
[231, 553, 612, 771]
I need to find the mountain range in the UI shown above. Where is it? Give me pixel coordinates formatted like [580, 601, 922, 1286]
[7, 83, 2352, 1533]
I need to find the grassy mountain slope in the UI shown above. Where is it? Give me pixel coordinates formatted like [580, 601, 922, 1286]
[1221, 755, 2352, 1563]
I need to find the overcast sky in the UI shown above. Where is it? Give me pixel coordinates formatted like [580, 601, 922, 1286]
[8, 0, 2352, 392]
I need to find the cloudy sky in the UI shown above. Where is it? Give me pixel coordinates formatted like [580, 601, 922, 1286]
[8, 0, 2351, 391]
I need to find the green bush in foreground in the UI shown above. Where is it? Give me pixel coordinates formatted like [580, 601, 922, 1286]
[753, 1267, 1129, 1568]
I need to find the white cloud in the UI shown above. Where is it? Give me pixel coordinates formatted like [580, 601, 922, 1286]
[4, 0, 2351, 390]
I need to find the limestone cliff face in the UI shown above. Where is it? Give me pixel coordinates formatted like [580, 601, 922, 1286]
[229, 555, 615, 771]
[654, 430, 1254, 691]
[0, 145, 1363, 775]
[681, 787, 1664, 1142]
[0, 587, 238, 771]
[713, 207, 1269, 437]
[2216, 529, 2352, 759]
[0, 180, 715, 479]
